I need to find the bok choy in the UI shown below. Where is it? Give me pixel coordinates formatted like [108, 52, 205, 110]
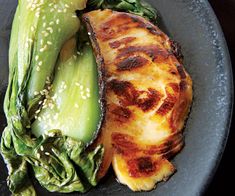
[1, 0, 104, 195]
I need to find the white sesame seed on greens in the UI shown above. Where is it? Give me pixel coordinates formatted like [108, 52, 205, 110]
[40, 146, 44, 151]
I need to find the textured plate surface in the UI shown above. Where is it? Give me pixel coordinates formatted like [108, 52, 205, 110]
[0, 0, 233, 196]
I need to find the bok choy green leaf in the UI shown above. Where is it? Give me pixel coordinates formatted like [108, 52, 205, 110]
[87, 0, 158, 22]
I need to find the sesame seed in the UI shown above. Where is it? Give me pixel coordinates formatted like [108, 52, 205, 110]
[88, 32, 91, 35]
[47, 27, 53, 34]
[50, 8, 54, 12]
[63, 8, 67, 13]
[87, 93, 91, 98]
[40, 45, 47, 52]
[35, 55, 39, 61]
[47, 41, 52, 45]
[39, 100, 43, 104]
[49, 21, 54, 25]
[72, 14, 77, 18]
[38, 117, 42, 121]
[45, 152, 50, 156]
[36, 153, 40, 159]
[65, 4, 69, 8]
[34, 91, 39, 95]
[58, 9, 62, 13]
[75, 103, 79, 108]
[80, 85, 84, 90]
[47, 132, 55, 137]
[42, 15, 46, 20]
[40, 146, 44, 151]
[82, 96, 87, 100]
[36, 66, 40, 71]
[35, 12, 40, 18]
[43, 22, 46, 27]
[31, 26, 35, 32]
[86, 88, 90, 92]
[56, 19, 60, 24]
[38, 61, 42, 66]
[35, 109, 40, 114]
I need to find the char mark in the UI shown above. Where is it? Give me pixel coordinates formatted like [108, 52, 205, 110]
[117, 45, 170, 63]
[144, 132, 183, 155]
[109, 37, 136, 49]
[127, 156, 157, 178]
[98, 12, 164, 42]
[111, 106, 132, 123]
[112, 133, 139, 155]
[136, 88, 162, 112]
[116, 56, 149, 71]
[98, 14, 138, 41]
[156, 84, 179, 116]
[108, 80, 161, 112]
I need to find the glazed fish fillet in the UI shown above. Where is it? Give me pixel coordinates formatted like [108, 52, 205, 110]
[83, 9, 193, 191]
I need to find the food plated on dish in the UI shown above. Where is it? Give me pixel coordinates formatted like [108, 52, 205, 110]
[0, 0, 192, 195]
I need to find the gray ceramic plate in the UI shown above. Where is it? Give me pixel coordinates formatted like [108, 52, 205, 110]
[0, 0, 233, 196]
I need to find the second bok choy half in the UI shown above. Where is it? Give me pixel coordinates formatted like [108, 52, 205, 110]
[0, 0, 105, 195]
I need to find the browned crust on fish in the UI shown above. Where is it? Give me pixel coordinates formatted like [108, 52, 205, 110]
[83, 9, 193, 188]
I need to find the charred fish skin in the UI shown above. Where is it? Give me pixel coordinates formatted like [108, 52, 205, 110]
[83, 9, 192, 191]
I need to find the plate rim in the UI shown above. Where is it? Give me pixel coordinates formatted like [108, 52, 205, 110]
[198, 1, 234, 194]
[0, 0, 234, 195]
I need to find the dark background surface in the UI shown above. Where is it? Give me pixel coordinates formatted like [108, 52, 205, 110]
[0, 0, 234, 195]
[206, 0, 235, 195]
